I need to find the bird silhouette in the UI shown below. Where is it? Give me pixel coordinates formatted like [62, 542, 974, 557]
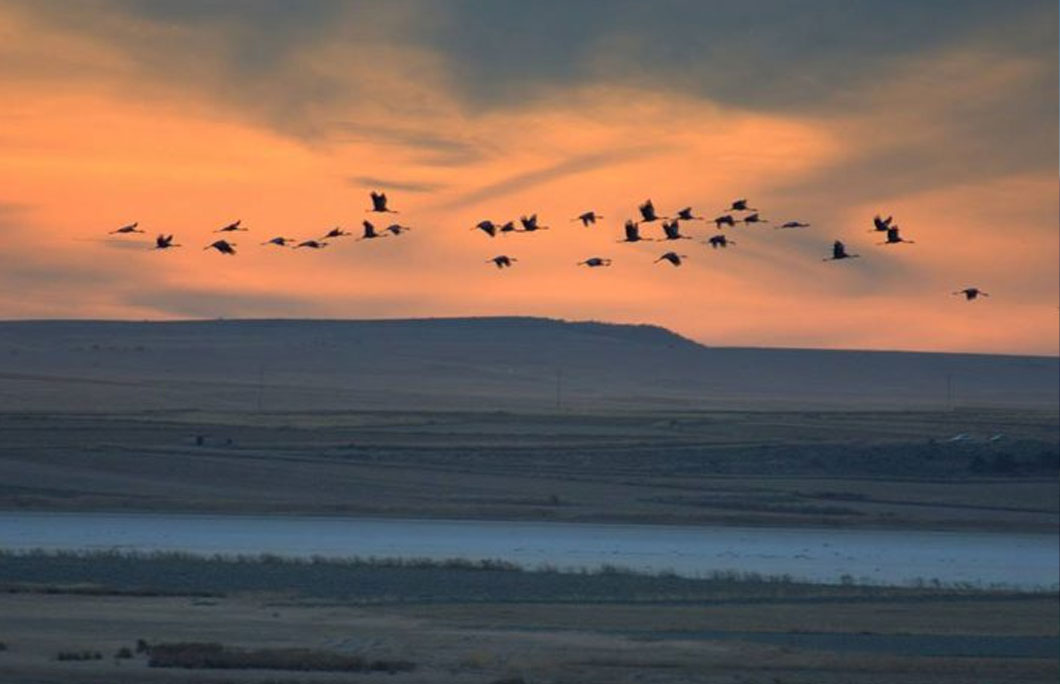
[359, 220, 386, 240]
[294, 240, 328, 249]
[954, 288, 989, 301]
[577, 257, 612, 267]
[728, 199, 756, 212]
[499, 220, 518, 234]
[823, 240, 859, 261]
[472, 220, 498, 237]
[675, 207, 704, 221]
[638, 199, 664, 222]
[386, 224, 412, 236]
[706, 235, 734, 249]
[205, 239, 237, 255]
[871, 215, 894, 232]
[619, 220, 651, 242]
[261, 236, 296, 246]
[215, 220, 246, 233]
[879, 227, 914, 245]
[488, 255, 517, 269]
[713, 215, 736, 229]
[777, 221, 810, 229]
[153, 234, 180, 249]
[321, 227, 351, 239]
[573, 211, 602, 226]
[742, 213, 768, 225]
[110, 222, 142, 234]
[655, 251, 687, 266]
[368, 191, 397, 213]
[519, 213, 548, 232]
[661, 220, 690, 240]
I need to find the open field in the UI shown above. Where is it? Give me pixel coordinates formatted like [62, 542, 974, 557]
[0, 407, 1056, 531]
[0, 585, 1055, 684]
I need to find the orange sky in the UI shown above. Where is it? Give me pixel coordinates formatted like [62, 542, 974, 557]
[0, 1, 1056, 355]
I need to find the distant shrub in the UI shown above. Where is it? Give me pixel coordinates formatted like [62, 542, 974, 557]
[115, 647, 133, 659]
[147, 642, 413, 672]
[135, 639, 150, 654]
[57, 650, 102, 661]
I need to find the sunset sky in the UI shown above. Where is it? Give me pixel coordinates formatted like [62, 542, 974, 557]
[1, 0, 1056, 354]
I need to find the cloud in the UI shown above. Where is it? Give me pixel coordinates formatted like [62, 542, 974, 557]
[347, 176, 447, 194]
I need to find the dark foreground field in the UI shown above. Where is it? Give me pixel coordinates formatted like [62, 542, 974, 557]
[0, 553, 1056, 684]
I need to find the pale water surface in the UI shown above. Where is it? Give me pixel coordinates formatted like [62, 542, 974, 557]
[0, 512, 1055, 589]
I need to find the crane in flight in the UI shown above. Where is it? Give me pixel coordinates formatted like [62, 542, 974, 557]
[321, 227, 352, 240]
[954, 288, 989, 301]
[573, 211, 602, 226]
[619, 220, 651, 242]
[823, 240, 859, 261]
[215, 220, 246, 233]
[675, 207, 704, 221]
[294, 239, 328, 249]
[741, 213, 768, 225]
[776, 221, 810, 229]
[359, 221, 387, 240]
[577, 257, 612, 267]
[879, 227, 914, 245]
[110, 222, 142, 234]
[488, 255, 517, 269]
[472, 220, 498, 237]
[368, 191, 397, 213]
[519, 214, 549, 232]
[713, 215, 736, 229]
[871, 215, 894, 232]
[153, 234, 180, 250]
[661, 220, 691, 241]
[706, 235, 734, 249]
[261, 236, 296, 246]
[205, 239, 237, 255]
[728, 199, 757, 212]
[655, 251, 687, 266]
[638, 199, 665, 223]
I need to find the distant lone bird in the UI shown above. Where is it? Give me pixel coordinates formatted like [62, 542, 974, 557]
[359, 220, 386, 240]
[488, 255, 516, 269]
[728, 199, 756, 212]
[499, 220, 517, 234]
[823, 240, 859, 261]
[519, 213, 548, 232]
[215, 220, 245, 233]
[577, 257, 612, 267]
[707, 235, 734, 249]
[871, 215, 894, 232]
[321, 227, 351, 240]
[713, 215, 736, 229]
[619, 220, 651, 243]
[675, 207, 704, 221]
[205, 239, 237, 255]
[777, 221, 810, 229]
[655, 251, 687, 266]
[368, 191, 397, 213]
[386, 223, 412, 236]
[573, 211, 602, 226]
[110, 222, 142, 234]
[741, 213, 768, 225]
[954, 288, 989, 301]
[154, 234, 180, 249]
[879, 227, 914, 245]
[261, 236, 295, 246]
[638, 199, 664, 222]
[294, 239, 327, 249]
[661, 220, 690, 240]
[472, 220, 497, 237]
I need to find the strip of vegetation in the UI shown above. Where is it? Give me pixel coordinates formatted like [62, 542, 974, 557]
[147, 642, 413, 673]
[0, 549, 1045, 604]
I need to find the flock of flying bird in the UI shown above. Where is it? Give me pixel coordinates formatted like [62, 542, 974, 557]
[107, 191, 989, 301]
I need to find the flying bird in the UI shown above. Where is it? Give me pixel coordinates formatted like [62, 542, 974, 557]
[706, 235, 734, 249]
[638, 199, 664, 222]
[205, 239, 237, 255]
[488, 255, 517, 269]
[741, 213, 768, 225]
[655, 251, 687, 266]
[368, 191, 397, 213]
[578, 257, 612, 267]
[519, 213, 548, 232]
[871, 215, 894, 232]
[261, 236, 296, 246]
[573, 211, 602, 226]
[359, 220, 386, 240]
[661, 220, 690, 240]
[879, 227, 914, 245]
[294, 240, 328, 249]
[776, 221, 810, 229]
[321, 226, 352, 239]
[713, 215, 736, 229]
[110, 222, 142, 234]
[153, 234, 180, 249]
[215, 220, 245, 233]
[619, 220, 651, 242]
[954, 288, 989, 301]
[823, 240, 859, 261]
[728, 199, 756, 212]
[472, 220, 498, 237]
[675, 207, 704, 221]
[386, 223, 412, 236]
